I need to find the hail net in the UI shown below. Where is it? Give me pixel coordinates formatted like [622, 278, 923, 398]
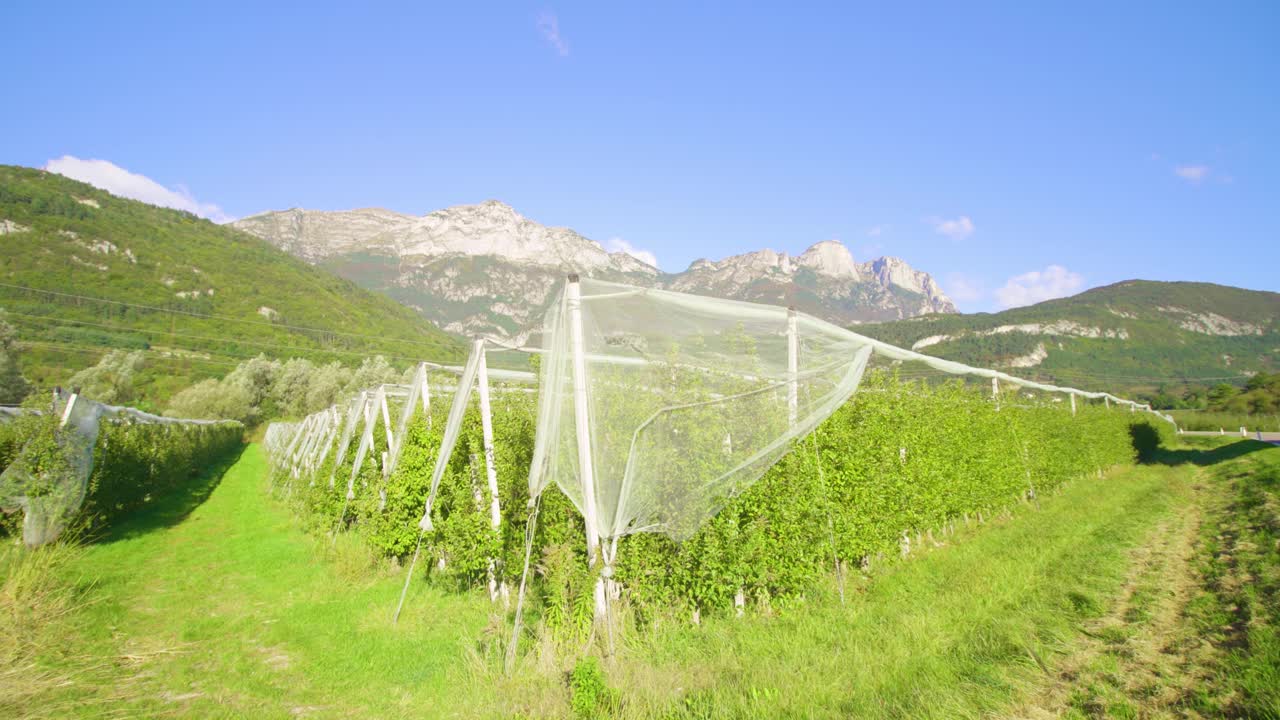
[527, 278, 1173, 545]
[0, 393, 239, 547]
[261, 350, 537, 524]
[528, 279, 872, 541]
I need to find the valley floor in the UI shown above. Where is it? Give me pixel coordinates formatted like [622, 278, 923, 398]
[3, 439, 1278, 719]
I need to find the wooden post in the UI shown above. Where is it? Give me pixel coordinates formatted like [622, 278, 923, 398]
[566, 275, 607, 622]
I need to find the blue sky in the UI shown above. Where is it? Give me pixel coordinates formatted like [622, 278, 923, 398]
[4, 2, 1276, 311]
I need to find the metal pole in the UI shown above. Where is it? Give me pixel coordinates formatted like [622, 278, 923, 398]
[1070, 393, 1076, 416]
[566, 274, 607, 622]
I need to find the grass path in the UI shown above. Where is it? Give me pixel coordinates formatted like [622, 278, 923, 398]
[595, 455, 1203, 718]
[7, 440, 1277, 718]
[41, 444, 494, 719]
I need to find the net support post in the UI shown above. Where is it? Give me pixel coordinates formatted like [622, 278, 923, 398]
[1070, 393, 1077, 416]
[418, 362, 431, 418]
[566, 275, 608, 622]
[787, 306, 798, 428]
[475, 337, 508, 603]
[379, 387, 395, 451]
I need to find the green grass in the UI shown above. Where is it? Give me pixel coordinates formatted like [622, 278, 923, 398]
[1171, 409, 1280, 432]
[5, 445, 495, 719]
[1183, 437, 1280, 717]
[593, 459, 1198, 718]
[5, 440, 1278, 718]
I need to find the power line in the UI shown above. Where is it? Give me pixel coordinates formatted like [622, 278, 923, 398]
[18, 340, 245, 370]
[1030, 368, 1250, 383]
[6, 311, 456, 367]
[885, 357, 1250, 383]
[0, 280, 460, 352]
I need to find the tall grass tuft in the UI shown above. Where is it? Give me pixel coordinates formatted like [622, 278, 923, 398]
[0, 540, 95, 717]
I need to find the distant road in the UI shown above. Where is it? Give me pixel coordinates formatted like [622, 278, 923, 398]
[1180, 430, 1280, 445]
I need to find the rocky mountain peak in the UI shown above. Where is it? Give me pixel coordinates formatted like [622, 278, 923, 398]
[797, 240, 860, 280]
[862, 256, 956, 311]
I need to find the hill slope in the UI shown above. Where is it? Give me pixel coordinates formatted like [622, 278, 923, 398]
[0, 166, 461, 406]
[857, 280, 1280, 396]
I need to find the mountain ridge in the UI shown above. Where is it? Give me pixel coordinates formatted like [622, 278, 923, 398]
[856, 279, 1280, 397]
[233, 201, 956, 339]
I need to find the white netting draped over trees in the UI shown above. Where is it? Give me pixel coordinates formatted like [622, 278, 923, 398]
[528, 277, 874, 544]
[259, 275, 1176, 655]
[527, 278, 1173, 548]
[0, 391, 241, 547]
[508, 275, 1176, 646]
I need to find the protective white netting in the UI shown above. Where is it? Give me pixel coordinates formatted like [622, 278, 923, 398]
[264, 353, 536, 510]
[0, 391, 240, 547]
[526, 277, 1174, 549]
[528, 278, 873, 542]
[258, 276, 1179, 644]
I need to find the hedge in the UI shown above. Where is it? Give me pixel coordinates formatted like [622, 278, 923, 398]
[0, 412, 244, 540]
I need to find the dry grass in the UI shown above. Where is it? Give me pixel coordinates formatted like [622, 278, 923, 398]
[0, 540, 141, 719]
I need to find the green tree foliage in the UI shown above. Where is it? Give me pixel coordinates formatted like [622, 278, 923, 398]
[276, 371, 1170, 627]
[164, 353, 403, 424]
[0, 312, 31, 404]
[1213, 372, 1280, 414]
[0, 411, 243, 539]
[66, 349, 145, 404]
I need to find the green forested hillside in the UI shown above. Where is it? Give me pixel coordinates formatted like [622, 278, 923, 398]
[0, 165, 461, 409]
[858, 280, 1280, 401]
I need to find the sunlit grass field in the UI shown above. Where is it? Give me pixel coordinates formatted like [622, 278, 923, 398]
[3, 439, 1277, 718]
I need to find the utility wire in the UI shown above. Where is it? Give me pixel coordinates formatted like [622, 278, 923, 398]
[6, 311, 458, 368]
[0, 280, 457, 352]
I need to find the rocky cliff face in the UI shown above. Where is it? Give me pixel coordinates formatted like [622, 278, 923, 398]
[233, 202, 955, 340]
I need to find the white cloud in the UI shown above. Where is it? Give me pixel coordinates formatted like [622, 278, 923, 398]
[995, 265, 1084, 309]
[1174, 165, 1210, 183]
[866, 224, 886, 238]
[930, 215, 974, 240]
[44, 156, 232, 223]
[604, 237, 658, 269]
[943, 272, 984, 304]
[537, 11, 569, 56]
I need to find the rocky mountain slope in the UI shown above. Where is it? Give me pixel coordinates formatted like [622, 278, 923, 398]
[0, 166, 461, 405]
[857, 280, 1280, 396]
[234, 201, 955, 340]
